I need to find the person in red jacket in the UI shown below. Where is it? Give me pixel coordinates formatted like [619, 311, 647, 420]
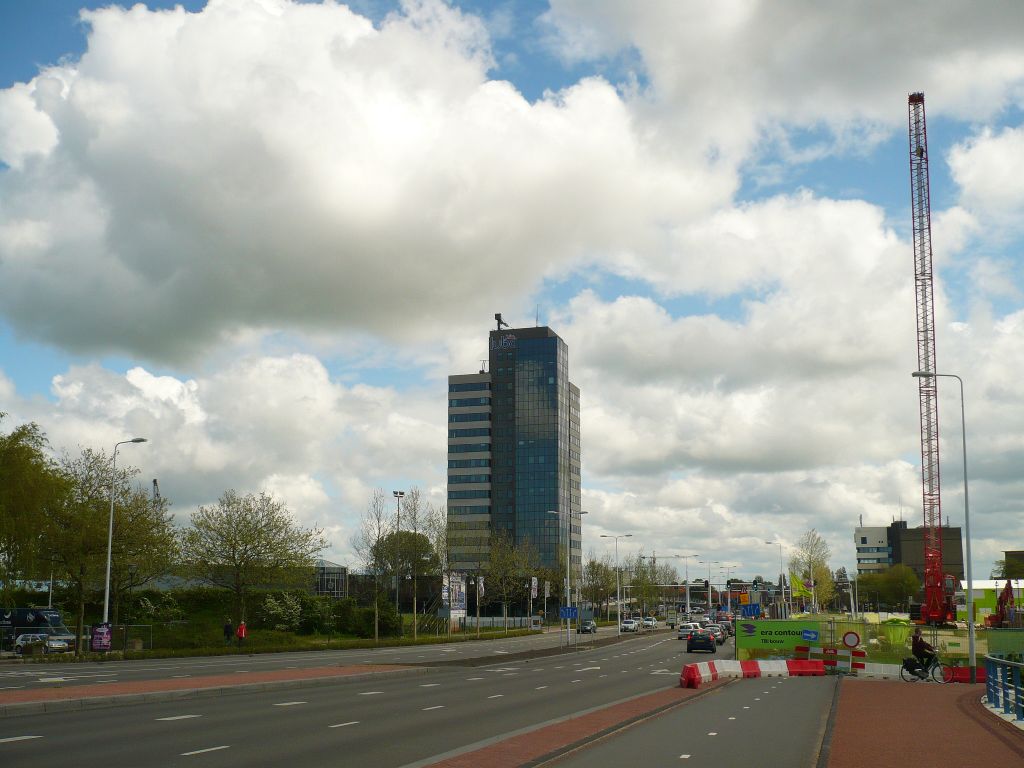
[235, 620, 247, 648]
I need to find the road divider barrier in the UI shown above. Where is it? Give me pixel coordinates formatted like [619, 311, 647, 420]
[679, 659, 826, 688]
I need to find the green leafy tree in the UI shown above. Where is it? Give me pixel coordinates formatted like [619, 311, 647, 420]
[485, 531, 534, 632]
[991, 559, 1024, 579]
[179, 490, 327, 624]
[0, 417, 65, 606]
[42, 448, 132, 653]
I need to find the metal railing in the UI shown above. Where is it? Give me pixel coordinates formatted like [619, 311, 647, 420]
[985, 655, 1024, 721]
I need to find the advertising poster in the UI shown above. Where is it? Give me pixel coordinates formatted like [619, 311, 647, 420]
[91, 622, 112, 652]
[441, 573, 467, 617]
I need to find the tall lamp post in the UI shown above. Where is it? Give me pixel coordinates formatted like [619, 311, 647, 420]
[766, 541, 790, 618]
[601, 533, 632, 636]
[699, 560, 719, 612]
[720, 564, 739, 614]
[393, 490, 404, 635]
[676, 554, 699, 617]
[104, 437, 147, 625]
[548, 509, 587, 647]
[913, 370, 976, 683]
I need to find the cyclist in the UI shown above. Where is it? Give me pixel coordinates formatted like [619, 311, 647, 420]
[911, 627, 936, 678]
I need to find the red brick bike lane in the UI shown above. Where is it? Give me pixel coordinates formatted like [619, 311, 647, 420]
[825, 678, 1024, 768]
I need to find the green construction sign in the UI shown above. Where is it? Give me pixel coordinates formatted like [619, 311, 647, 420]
[736, 620, 823, 659]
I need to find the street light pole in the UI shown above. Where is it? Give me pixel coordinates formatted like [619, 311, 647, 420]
[601, 533, 632, 636]
[677, 554, 698, 617]
[104, 437, 147, 626]
[393, 490, 404, 635]
[913, 370, 976, 683]
[766, 541, 789, 618]
[700, 560, 719, 612]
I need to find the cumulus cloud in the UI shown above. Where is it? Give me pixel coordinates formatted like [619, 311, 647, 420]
[0, 0, 725, 363]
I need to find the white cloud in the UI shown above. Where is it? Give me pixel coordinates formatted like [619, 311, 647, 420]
[0, 0, 727, 363]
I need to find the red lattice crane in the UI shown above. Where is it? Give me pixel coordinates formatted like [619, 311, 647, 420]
[908, 92, 956, 624]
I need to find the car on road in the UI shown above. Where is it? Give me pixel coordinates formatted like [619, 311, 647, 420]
[14, 633, 70, 655]
[641, 617, 657, 629]
[706, 625, 726, 644]
[714, 621, 734, 637]
[620, 619, 639, 632]
[579, 620, 598, 634]
[686, 628, 716, 653]
[677, 622, 702, 640]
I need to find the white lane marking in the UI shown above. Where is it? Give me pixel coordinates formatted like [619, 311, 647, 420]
[422, 705, 444, 711]
[0, 736, 42, 744]
[0, 686, 25, 690]
[728, 717, 736, 720]
[554, 666, 565, 669]
[599, 675, 608, 678]
[466, 677, 484, 681]
[535, 686, 548, 690]
[495, 650, 509, 654]
[487, 694, 503, 699]
[233, 671, 250, 674]
[273, 701, 306, 707]
[708, 732, 718, 736]
[358, 691, 382, 696]
[571, 679, 581, 683]
[743, 706, 750, 709]
[156, 715, 202, 721]
[754, 698, 760, 701]
[578, 666, 601, 671]
[172, 675, 192, 678]
[680, 755, 691, 759]
[420, 683, 440, 687]
[37, 678, 69, 683]
[182, 746, 230, 756]
[329, 721, 359, 728]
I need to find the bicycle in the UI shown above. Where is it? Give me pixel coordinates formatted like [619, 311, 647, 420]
[900, 654, 955, 683]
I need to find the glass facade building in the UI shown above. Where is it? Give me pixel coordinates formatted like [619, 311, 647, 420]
[447, 325, 581, 574]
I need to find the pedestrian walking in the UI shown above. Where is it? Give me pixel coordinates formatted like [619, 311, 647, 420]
[236, 620, 247, 648]
[223, 618, 233, 645]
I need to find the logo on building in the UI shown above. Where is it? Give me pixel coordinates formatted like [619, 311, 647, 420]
[490, 334, 517, 350]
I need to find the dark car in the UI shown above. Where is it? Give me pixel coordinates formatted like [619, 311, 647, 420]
[579, 620, 598, 634]
[686, 628, 716, 653]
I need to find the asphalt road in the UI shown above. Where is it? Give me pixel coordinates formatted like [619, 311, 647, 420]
[0, 628, 613, 691]
[552, 675, 838, 768]
[0, 632, 724, 767]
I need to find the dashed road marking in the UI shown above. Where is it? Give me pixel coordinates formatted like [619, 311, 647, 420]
[157, 715, 202, 721]
[0, 736, 42, 744]
[273, 701, 306, 707]
[422, 705, 444, 711]
[421, 683, 440, 687]
[536, 686, 547, 690]
[329, 721, 359, 728]
[487, 694, 504, 699]
[358, 691, 383, 696]
[182, 746, 230, 756]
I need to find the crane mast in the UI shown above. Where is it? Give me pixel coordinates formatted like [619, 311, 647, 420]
[908, 92, 953, 624]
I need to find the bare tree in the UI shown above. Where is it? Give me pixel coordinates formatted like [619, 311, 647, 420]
[788, 529, 835, 610]
[403, 487, 424, 640]
[353, 489, 390, 642]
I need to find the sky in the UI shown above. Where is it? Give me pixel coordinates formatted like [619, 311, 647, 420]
[2, 0, 1023, 585]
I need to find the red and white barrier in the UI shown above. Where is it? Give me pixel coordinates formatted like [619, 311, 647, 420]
[794, 645, 867, 672]
[680, 658, 826, 688]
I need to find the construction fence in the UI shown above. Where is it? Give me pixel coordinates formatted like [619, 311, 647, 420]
[734, 618, 1024, 672]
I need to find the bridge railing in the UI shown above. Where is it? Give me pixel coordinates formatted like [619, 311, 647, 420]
[985, 655, 1024, 721]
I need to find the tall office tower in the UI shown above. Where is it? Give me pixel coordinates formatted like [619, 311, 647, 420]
[448, 322, 581, 575]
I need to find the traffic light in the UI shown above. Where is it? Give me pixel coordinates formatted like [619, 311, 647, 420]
[752, 577, 760, 591]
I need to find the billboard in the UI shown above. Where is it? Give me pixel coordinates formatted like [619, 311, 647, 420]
[441, 573, 467, 618]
